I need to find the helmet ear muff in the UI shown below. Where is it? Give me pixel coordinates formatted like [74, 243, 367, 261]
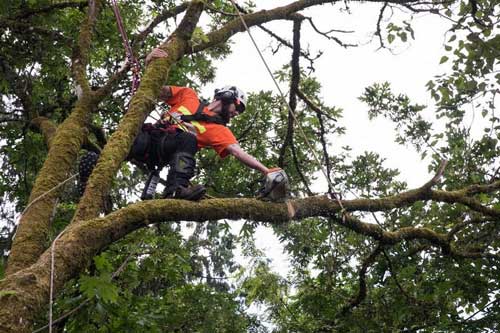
[214, 90, 235, 101]
[214, 85, 246, 113]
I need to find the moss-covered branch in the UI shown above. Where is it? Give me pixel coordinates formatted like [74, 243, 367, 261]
[72, 1, 205, 222]
[1, 188, 498, 332]
[6, 1, 104, 275]
[71, 0, 103, 93]
[30, 117, 58, 148]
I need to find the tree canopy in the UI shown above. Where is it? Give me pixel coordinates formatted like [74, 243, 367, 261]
[0, 0, 499, 332]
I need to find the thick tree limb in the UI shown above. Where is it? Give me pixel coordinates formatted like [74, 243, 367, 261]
[2, 184, 499, 332]
[72, 1, 205, 223]
[30, 117, 58, 148]
[0, 158, 496, 330]
[190, 0, 336, 53]
[6, 0, 104, 275]
[71, 0, 103, 93]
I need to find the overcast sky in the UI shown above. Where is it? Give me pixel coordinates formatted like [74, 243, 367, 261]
[203, 1, 454, 277]
[209, 2, 453, 192]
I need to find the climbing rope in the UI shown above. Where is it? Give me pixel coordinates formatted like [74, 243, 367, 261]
[110, 0, 141, 95]
[18, 173, 78, 218]
[228, 1, 347, 215]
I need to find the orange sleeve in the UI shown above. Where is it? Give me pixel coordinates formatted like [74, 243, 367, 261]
[164, 86, 198, 111]
[207, 125, 238, 158]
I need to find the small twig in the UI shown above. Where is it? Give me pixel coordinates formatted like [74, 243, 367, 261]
[305, 17, 357, 48]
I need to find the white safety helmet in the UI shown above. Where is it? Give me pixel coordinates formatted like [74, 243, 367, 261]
[214, 85, 247, 113]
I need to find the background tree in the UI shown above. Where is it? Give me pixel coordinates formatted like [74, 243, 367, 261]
[0, 0, 499, 332]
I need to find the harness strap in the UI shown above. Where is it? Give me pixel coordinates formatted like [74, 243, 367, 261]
[180, 100, 227, 126]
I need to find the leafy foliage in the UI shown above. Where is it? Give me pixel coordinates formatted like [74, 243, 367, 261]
[1, 0, 499, 332]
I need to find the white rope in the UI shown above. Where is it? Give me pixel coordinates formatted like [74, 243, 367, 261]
[228, 1, 347, 212]
[20, 173, 78, 217]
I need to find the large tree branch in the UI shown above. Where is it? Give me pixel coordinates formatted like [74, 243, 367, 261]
[190, 0, 334, 53]
[189, 0, 421, 54]
[6, 0, 104, 275]
[71, 0, 103, 93]
[2, 184, 499, 332]
[30, 117, 58, 148]
[72, 1, 205, 223]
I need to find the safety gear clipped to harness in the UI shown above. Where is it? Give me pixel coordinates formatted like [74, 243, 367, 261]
[257, 169, 290, 202]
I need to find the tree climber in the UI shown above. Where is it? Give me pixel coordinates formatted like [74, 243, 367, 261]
[79, 48, 281, 201]
[142, 48, 280, 200]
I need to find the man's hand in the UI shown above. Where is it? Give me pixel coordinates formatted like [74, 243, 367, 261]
[145, 48, 168, 66]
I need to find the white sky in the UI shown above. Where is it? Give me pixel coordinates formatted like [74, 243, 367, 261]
[202, 1, 454, 275]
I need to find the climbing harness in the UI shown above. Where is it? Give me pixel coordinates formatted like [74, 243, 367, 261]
[110, 0, 141, 94]
[179, 100, 227, 125]
[228, 0, 347, 214]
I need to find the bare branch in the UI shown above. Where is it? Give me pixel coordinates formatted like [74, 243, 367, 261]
[375, 2, 389, 49]
[278, 18, 301, 168]
[258, 25, 321, 70]
[133, 3, 189, 46]
[296, 89, 335, 194]
[305, 17, 357, 48]
[93, 62, 130, 102]
[341, 244, 383, 314]
[71, 0, 104, 93]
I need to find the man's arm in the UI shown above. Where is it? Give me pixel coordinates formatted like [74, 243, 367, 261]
[225, 144, 269, 174]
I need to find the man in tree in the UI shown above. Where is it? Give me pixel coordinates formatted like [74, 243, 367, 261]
[119, 48, 279, 201]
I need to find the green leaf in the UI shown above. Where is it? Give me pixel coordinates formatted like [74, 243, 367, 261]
[439, 56, 449, 64]
[388, 34, 395, 44]
[79, 275, 119, 304]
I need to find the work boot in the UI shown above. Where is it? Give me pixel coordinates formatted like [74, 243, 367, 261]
[162, 151, 205, 200]
[164, 184, 206, 201]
